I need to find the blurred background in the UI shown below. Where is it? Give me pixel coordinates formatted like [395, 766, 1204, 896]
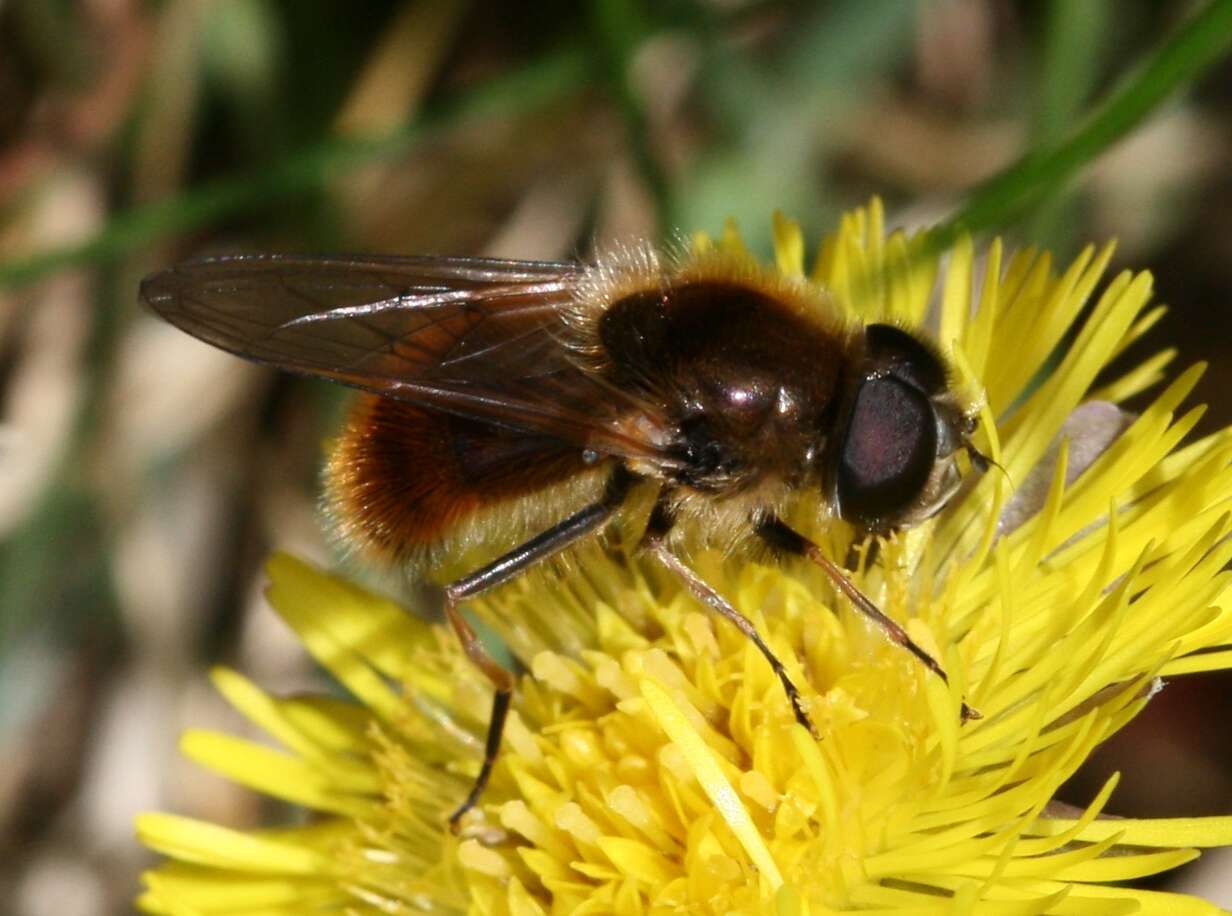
[1, 1, 1231, 912]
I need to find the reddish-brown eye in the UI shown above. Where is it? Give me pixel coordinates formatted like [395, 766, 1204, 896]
[835, 375, 937, 530]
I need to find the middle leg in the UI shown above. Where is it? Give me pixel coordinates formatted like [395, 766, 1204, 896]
[638, 495, 819, 737]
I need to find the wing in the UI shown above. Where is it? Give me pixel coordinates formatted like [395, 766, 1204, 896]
[140, 254, 672, 462]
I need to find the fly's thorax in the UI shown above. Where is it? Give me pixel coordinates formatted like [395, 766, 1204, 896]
[596, 275, 851, 496]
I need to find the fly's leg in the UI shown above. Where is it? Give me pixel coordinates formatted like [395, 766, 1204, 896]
[638, 495, 819, 737]
[445, 467, 636, 829]
[755, 515, 981, 723]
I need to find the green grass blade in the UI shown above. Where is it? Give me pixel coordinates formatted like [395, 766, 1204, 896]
[928, 0, 1232, 251]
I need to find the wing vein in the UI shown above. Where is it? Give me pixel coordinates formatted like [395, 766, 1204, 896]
[141, 254, 675, 467]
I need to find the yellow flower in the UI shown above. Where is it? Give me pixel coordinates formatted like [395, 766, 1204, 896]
[137, 201, 1232, 914]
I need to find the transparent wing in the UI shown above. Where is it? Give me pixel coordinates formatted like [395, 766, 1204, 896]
[140, 254, 671, 461]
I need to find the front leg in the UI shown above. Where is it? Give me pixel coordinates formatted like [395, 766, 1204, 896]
[755, 515, 980, 724]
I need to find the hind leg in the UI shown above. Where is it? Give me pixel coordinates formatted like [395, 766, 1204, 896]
[444, 468, 636, 828]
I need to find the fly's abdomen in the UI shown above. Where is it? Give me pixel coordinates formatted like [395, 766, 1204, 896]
[325, 394, 597, 566]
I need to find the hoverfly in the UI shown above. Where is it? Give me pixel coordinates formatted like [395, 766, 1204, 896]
[142, 243, 987, 827]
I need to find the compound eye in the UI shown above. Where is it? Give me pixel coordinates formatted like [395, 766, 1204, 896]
[836, 375, 937, 530]
[865, 324, 948, 393]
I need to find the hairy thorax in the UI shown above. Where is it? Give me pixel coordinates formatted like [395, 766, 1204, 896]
[600, 279, 849, 482]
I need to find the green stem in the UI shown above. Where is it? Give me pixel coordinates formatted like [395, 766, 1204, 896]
[0, 45, 589, 291]
[929, 0, 1232, 251]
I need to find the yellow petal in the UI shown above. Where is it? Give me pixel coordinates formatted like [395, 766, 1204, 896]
[640, 677, 783, 892]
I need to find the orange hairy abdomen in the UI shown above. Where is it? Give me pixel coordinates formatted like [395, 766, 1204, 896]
[325, 394, 592, 565]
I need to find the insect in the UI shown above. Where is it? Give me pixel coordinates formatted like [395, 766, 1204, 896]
[142, 243, 988, 827]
